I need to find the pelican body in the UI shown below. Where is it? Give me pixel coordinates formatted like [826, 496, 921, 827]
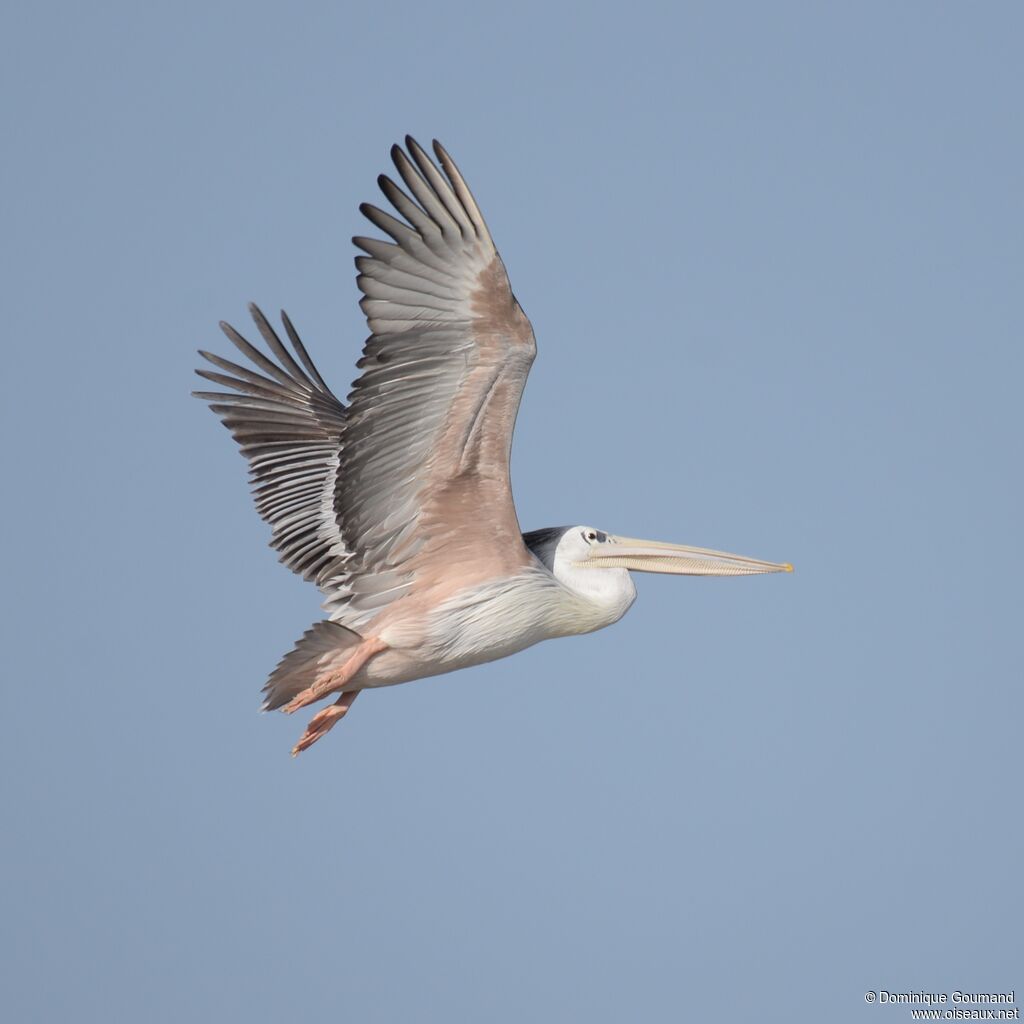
[196, 138, 790, 755]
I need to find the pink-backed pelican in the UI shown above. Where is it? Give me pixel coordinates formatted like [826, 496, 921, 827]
[195, 137, 791, 756]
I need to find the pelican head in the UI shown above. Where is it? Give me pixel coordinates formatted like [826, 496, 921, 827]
[526, 526, 792, 579]
[524, 525, 791, 629]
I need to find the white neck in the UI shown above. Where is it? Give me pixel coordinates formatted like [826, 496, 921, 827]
[523, 525, 638, 635]
[551, 547, 637, 630]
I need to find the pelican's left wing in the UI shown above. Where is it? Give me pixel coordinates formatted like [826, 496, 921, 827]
[193, 306, 351, 588]
[339, 138, 537, 594]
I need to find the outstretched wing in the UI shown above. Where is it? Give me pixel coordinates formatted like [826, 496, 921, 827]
[193, 305, 350, 587]
[339, 137, 537, 598]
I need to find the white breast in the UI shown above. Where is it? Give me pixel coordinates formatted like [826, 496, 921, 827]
[439, 564, 633, 662]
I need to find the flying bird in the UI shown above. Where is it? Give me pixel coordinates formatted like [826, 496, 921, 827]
[195, 137, 791, 756]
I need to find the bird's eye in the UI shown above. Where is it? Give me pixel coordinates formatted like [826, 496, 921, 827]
[586, 530, 598, 541]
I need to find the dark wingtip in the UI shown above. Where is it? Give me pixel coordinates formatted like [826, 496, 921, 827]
[218, 320, 244, 345]
[406, 135, 429, 160]
[352, 235, 381, 256]
[248, 302, 271, 328]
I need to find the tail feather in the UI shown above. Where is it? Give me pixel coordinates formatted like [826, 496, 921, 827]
[262, 621, 364, 711]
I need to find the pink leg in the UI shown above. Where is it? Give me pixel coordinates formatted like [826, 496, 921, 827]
[291, 690, 361, 757]
[282, 636, 387, 714]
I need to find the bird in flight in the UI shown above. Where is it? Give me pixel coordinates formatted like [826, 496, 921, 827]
[195, 137, 791, 756]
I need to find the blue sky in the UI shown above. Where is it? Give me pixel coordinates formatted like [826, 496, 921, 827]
[2, 2, 1021, 1021]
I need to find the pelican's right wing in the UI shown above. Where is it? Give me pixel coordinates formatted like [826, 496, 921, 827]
[339, 138, 538, 593]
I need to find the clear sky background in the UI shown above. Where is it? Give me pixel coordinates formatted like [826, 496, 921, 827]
[2, 2, 1021, 1021]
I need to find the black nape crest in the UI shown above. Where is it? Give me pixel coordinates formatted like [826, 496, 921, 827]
[522, 526, 571, 552]
[522, 526, 575, 569]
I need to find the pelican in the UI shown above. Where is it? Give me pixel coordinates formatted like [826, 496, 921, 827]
[195, 137, 791, 756]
